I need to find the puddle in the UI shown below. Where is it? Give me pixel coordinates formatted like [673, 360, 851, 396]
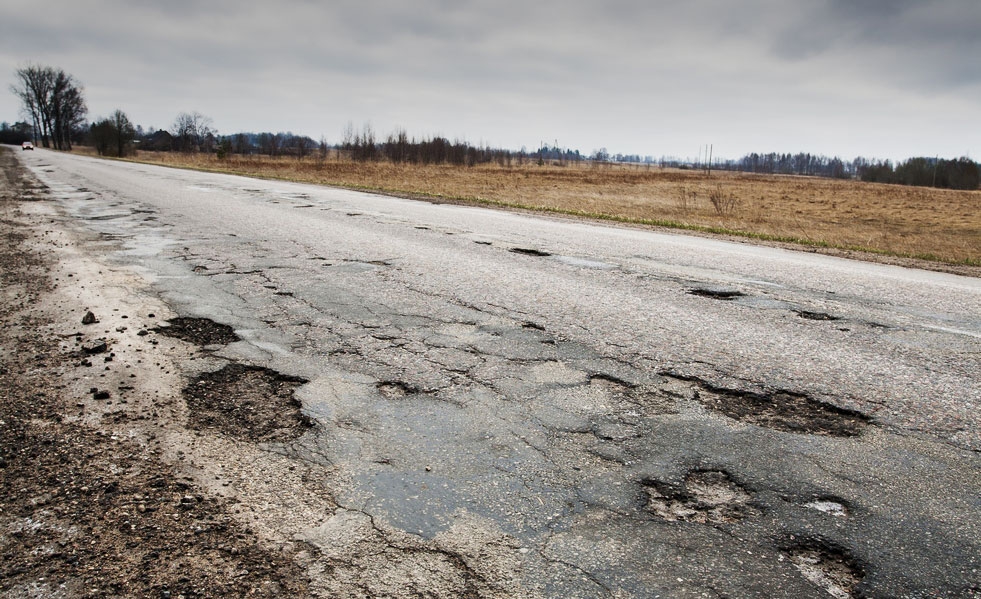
[688, 288, 745, 300]
[643, 470, 759, 525]
[155, 317, 240, 346]
[785, 541, 863, 599]
[510, 248, 551, 257]
[183, 364, 310, 442]
[691, 381, 869, 437]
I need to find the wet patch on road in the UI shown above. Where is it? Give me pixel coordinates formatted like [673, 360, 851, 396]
[783, 539, 864, 599]
[183, 364, 311, 442]
[684, 378, 869, 437]
[155, 317, 240, 346]
[642, 470, 759, 525]
[687, 288, 745, 300]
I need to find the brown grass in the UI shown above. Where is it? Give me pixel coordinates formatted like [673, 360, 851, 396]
[85, 149, 981, 267]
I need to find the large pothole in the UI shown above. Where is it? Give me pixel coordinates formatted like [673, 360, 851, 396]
[155, 317, 240, 346]
[642, 470, 759, 525]
[784, 540, 864, 599]
[691, 381, 869, 437]
[183, 364, 310, 442]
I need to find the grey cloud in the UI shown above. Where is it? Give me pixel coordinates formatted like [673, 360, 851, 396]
[1, 0, 978, 160]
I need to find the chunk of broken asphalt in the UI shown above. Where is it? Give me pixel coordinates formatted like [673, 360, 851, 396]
[82, 339, 108, 354]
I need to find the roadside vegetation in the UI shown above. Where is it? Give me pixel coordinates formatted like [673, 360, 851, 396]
[8, 63, 981, 267]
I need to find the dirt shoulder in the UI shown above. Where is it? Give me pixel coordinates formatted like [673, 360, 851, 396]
[0, 148, 314, 597]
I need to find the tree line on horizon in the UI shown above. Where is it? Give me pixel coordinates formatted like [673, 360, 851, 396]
[7, 64, 979, 191]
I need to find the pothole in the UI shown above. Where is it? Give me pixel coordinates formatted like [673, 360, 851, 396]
[642, 470, 759, 525]
[509, 248, 551, 257]
[804, 498, 850, 518]
[183, 364, 311, 442]
[377, 380, 422, 399]
[688, 288, 745, 300]
[796, 310, 840, 321]
[693, 382, 869, 437]
[154, 317, 240, 346]
[785, 540, 864, 599]
[589, 374, 634, 394]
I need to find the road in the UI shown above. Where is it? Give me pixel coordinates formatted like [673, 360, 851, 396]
[12, 149, 981, 598]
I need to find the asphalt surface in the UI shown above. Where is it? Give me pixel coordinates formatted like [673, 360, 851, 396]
[15, 149, 981, 598]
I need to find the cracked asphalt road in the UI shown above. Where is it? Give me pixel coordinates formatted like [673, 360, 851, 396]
[11, 149, 981, 598]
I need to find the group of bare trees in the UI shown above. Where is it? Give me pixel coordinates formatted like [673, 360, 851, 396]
[10, 64, 87, 150]
[341, 123, 530, 167]
[89, 110, 136, 157]
[171, 111, 215, 153]
[855, 157, 979, 190]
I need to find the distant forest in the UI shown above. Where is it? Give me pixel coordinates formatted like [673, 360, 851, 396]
[6, 63, 980, 191]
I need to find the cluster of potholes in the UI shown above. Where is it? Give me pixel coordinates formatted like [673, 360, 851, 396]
[641, 468, 863, 597]
[155, 316, 493, 593]
[688, 287, 841, 322]
[505, 251, 844, 323]
[154, 317, 312, 443]
[356, 332, 871, 594]
[637, 371, 867, 595]
[158, 315, 872, 596]
[582, 369, 868, 594]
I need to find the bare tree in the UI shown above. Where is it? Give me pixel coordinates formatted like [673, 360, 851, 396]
[318, 136, 328, 163]
[171, 111, 214, 152]
[89, 109, 136, 157]
[111, 109, 136, 157]
[10, 64, 86, 150]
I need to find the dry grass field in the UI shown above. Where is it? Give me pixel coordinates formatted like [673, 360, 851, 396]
[98, 150, 980, 269]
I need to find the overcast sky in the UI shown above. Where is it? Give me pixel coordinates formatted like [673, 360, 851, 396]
[3, 0, 979, 161]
